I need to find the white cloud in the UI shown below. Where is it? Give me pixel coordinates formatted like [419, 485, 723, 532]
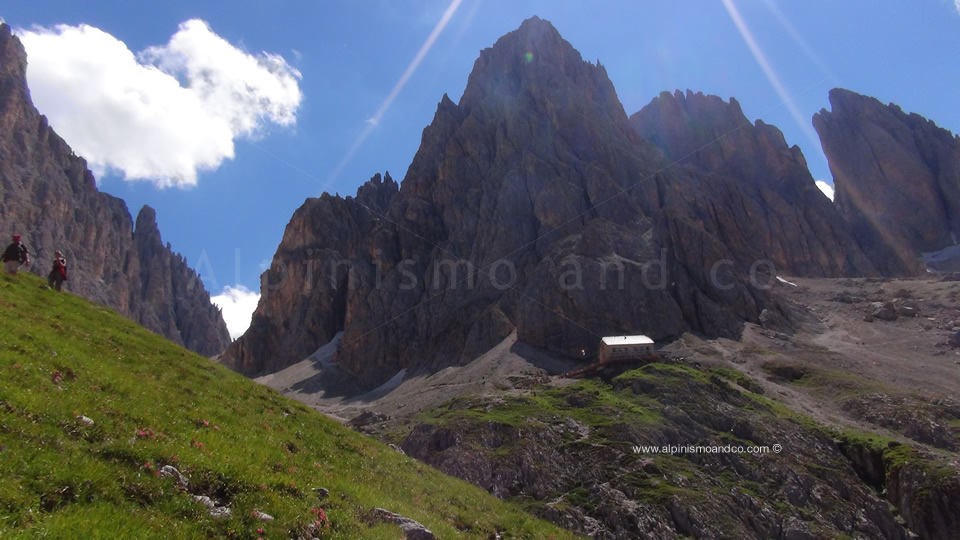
[212, 285, 261, 340]
[17, 20, 301, 188]
[815, 180, 835, 201]
[956, 0, 960, 15]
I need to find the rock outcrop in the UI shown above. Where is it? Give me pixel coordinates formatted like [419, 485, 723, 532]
[813, 88, 960, 275]
[222, 17, 878, 384]
[226, 173, 397, 375]
[0, 23, 230, 356]
[131, 206, 232, 355]
[400, 364, 922, 539]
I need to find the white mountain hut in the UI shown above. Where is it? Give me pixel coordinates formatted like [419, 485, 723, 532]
[598, 335, 655, 364]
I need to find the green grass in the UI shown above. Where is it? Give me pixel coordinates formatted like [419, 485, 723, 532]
[419, 377, 663, 432]
[414, 362, 774, 456]
[834, 428, 955, 480]
[0, 272, 575, 539]
[707, 367, 765, 395]
[612, 362, 712, 385]
[759, 360, 888, 400]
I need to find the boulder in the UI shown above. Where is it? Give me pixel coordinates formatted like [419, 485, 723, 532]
[867, 302, 898, 322]
[372, 508, 435, 540]
[158, 465, 189, 490]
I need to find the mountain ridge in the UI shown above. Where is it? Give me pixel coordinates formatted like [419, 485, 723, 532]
[0, 23, 230, 355]
[221, 17, 881, 385]
[630, 89, 880, 277]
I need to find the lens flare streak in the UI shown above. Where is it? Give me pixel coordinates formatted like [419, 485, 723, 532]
[327, 0, 463, 185]
[720, 0, 820, 150]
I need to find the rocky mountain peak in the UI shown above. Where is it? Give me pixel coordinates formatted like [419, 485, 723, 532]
[353, 171, 398, 212]
[226, 19, 858, 384]
[459, 16, 624, 124]
[134, 205, 161, 239]
[223, 20, 960, 386]
[631, 90, 746, 160]
[814, 88, 959, 275]
[630, 89, 878, 277]
[0, 23, 28, 93]
[632, 90, 799, 189]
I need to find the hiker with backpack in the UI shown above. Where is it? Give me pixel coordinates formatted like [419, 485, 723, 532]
[2, 234, 30, 274]
[48, 250, 67, 291]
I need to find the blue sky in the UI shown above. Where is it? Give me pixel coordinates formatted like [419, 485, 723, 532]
[2, 1, 959, 338]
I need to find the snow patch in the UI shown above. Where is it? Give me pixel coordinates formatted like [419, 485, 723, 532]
[921, 244, 960, 273]
[347, 368, 409, 403]
[366, 369, 407, 398]
[776, 276, 798, 287]
[254, 331, 344, 390]
[307, 332, 343, 367]
[815, 180, 834, 201]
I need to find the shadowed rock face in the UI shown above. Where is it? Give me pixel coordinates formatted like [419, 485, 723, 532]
[222, 17, 885, 386]
[630, 90, 878, 278]
[813, 88, 960, 275]
[0, 24, 230, 356]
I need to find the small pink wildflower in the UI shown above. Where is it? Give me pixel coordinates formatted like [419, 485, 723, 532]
[310, 507, 329, 524]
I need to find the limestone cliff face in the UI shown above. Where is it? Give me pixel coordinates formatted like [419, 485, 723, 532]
[630, 90, 878, 278]
[222, 17, 883, 384]
[813, 88, 959, 275]
[0, 24, 230, 356]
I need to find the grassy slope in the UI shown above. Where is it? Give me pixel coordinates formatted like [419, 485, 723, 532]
[0, 272, 574, 539]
